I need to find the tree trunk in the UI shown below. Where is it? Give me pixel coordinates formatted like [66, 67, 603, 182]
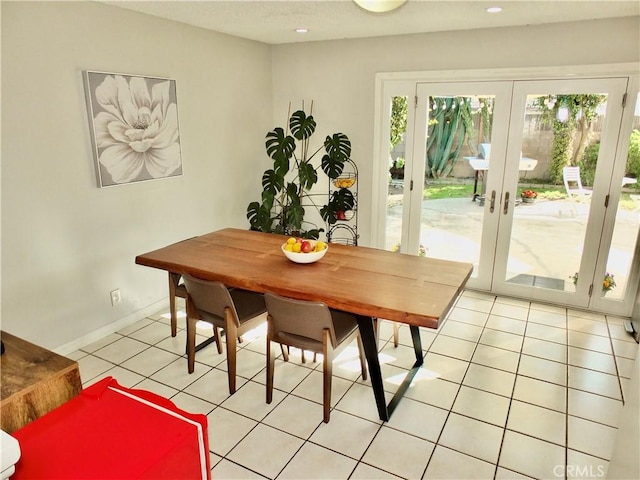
[572, 116, 592, 165]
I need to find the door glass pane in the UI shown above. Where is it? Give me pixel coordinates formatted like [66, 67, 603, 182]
[505, 92, 608, 292]
[419, 95, 496, 276]
[386, 95, 408, 251]
[603, 93, 640, 300]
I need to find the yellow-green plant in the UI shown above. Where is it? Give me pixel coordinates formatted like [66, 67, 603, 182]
[426, 97, 474, 178]
[570, 272, 616, 292]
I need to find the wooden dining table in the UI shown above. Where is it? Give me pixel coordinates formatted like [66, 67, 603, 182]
[135, 228, 473, 421]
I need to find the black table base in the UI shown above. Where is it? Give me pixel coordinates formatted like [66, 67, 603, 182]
[356, 316, 424, 421]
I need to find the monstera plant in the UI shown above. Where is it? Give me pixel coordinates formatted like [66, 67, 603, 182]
[247, 108, 352, 238]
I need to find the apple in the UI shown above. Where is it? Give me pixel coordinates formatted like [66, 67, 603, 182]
[300, 240, 313, 253]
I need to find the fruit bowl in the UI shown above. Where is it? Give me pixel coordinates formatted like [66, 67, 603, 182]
[281, 240, 328, 264]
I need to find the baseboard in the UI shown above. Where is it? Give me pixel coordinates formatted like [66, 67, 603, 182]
[53, 299, 169, 356]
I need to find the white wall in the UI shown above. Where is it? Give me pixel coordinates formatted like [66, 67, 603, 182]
[271, 16, 640, 245]
[1, 1, 272, 350]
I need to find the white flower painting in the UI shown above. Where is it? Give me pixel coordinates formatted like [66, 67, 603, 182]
[85, 71, 183, 187]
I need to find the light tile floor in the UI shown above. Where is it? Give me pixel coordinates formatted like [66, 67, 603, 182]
[69, 290, 639, 480]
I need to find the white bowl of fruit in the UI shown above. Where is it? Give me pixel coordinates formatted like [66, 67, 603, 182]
[281, 237, 328, 264]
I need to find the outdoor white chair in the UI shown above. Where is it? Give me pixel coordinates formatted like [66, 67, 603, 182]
[563, 166, 592, 215]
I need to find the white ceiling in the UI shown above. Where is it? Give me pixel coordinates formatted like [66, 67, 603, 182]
[103, 0, 640, 45]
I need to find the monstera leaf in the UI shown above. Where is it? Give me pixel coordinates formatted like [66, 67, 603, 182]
[246, 201, 273, 232]
[321, 154, 344, 179]
[298, 161, 318, 190]
[325, 133, 351, 161]
[284, 182, 304, 230]
[289, 110, 317, 141]
[261, 169, 284, 196]
[321, 188, 355, 224]
[321, 133, 351, 178]
[266, 127, 295, 166]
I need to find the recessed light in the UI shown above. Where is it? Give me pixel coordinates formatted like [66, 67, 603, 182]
[295, 28, 308, 34]
[486, 6, 503, 13]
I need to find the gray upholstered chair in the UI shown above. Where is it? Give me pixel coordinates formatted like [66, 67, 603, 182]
[171, 278, 222, 353]
[182, 275, 267, 395]
[264, 292, 367, 423]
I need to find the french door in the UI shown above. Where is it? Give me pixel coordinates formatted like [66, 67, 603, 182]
[377, 74, 639, 315]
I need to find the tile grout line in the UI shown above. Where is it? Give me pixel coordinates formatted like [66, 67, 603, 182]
[491, 299, 531, 480]
[564, 308, 570, 480]
[419, 295, 496, 480]
[604, 314, 627, 405]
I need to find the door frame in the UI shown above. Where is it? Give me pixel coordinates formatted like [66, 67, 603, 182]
[411, 81, 514, 291]
[372, 63, 640, 315]
[490, 77, 629, 309]
[591, 75, 640, 315]
[372, 81, 418, 253]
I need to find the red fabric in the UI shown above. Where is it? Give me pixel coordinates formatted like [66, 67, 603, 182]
[12, 377, 210, 480]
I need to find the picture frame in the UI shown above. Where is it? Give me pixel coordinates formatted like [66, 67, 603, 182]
[84, 71, 183, 187]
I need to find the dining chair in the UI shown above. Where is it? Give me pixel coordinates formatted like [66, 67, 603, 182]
[264, 292, 367, 423]
[393, 322, 400, 347]
[170, 276, 223, 353]
[167, 237, 198, 338]
[182, 275, 267, 395]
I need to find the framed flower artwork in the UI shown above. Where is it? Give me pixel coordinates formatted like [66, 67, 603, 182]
[84, 71, 183, 187]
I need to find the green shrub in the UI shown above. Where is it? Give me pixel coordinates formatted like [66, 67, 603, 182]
[577, 131, 640, 188]
[578, 142, 599, 186]
[626, 129, 640, 181]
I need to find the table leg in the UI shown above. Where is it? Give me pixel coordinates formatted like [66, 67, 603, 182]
[472, 170, 479, 201]
[387, 325, 424, 414]
[168, 272, 182, 337]
[479, 170, 487, 206]
[356, 316, 424, 422]
[356, 316, 388, 421]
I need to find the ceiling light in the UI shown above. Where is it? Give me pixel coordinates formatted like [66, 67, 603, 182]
[354, 0, 407, 13]
[486, 6, 503, 13]
[295, 28, 308, 33]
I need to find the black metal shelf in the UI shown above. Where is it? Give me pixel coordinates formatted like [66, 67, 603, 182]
[327, 159, 359, 246]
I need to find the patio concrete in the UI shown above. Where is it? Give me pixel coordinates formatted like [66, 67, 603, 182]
[386, 196, 639, 299]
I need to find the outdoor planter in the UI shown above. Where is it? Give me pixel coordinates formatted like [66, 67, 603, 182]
[570, 272, 616, 294]
[389, 166, 404, 179]
[521, 190, 538, 204]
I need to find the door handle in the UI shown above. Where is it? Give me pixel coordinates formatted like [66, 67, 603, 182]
[490, 190, 496, 213]
[503, 191, 510, 215]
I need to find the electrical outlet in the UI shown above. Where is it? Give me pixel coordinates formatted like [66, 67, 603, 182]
[110, 289, 121, 306]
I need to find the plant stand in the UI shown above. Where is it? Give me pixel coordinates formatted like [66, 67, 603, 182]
[327, 159, 359, 245]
